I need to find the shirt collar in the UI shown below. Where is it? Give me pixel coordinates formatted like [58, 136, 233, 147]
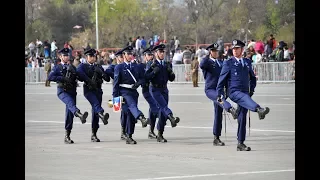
[234, 57, 241, 62]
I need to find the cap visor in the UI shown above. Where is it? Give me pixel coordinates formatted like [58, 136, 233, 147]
[232, 45, 242, 49]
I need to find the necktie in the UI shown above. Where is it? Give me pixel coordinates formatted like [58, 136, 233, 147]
[239, 59, 243, 67]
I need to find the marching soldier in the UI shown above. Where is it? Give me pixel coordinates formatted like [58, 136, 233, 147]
[217, 39, 270, 151]
[140, 47, 159, 139]
[145, 44, 180, 143]
[113, 46, 148, 144]
[76, 48, 110, 142]
[48, 48, 88, 144]
[200, 43, 238, 147]
[105, 48, 131, 140]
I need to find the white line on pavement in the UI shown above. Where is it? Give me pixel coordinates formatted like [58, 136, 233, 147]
[127, 169, 295, 180]
[26, 120, 295, 133]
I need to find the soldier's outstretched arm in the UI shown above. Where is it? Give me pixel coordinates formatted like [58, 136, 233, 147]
[216, 61, 230, 97]
[167, 63, 175, 82]
[136, 64, 146, 86]
[248, 61, 257, 92]
[47, 66, 63, 82]
[76, 63, 90, 82]
[105, 65, 115, 80]
[113, 65, 121, 97]
[145, 61, 156, 80]
[199, 57, 209, 70]
[100, 66, 111, 82]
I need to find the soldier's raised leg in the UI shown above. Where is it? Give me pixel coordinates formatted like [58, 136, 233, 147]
[205, 89, 238, 119]
[58, 92, 88, 124]
[84, 91, 109, 125]
[122, 94, 148, 127]
[151, 89, 179, 127]
[229, 91, 270, 120]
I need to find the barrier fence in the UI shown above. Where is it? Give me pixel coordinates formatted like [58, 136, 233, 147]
[25, 62, 295, 84]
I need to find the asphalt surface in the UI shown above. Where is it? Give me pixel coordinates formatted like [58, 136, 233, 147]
[25, 83, 295, 180]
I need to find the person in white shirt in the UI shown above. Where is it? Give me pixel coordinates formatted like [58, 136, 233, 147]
[174, 37, 180, 51]
[51, 40, 58, 59]
[172, 49, 183, 64]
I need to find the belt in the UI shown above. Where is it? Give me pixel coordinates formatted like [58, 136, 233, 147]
[151, 83, 167, 88]
[119, 84, 134, 89]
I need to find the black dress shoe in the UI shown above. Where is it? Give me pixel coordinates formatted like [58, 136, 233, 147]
[64, 130, 74, 144]
[257, 107, 270, 120]
[168, 114, 179, 127]
[126, 135, 137, 144]
[98, 112, 109, 125]
[228, 107, 238, 119]
[237, 143, 251, 151]
[120, 127, 126, 140]
[91, 128, 100, 142]
[138, 115, 148, 128]
[213, 136, 225, 146]
[148, 131, 157, 139]
[75, 110, 88, 124]
[157, 131, 167, 143]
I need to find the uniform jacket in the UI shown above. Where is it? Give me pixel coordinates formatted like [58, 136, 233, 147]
[145, 59, 175, 86]
[200, 56, 224, 91]
[216, 57, 256, 96]
[113, 62, 145, 97]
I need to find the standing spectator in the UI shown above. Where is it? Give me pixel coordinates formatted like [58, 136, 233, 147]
[191, 57, 199, 87]
[28, 41, 35, 57]
[73, 51, 82, 67]
[182, 46, 192, 81]
[36, 39, 43, 58]
[141, 36, 146, 50]
[67, 43, 74, 60]
[174, 36, 180, 51]
[135, 36, 142, 62]
[51, 40, 58, 59]
[283, 46, 290, 61]
[43, 40, 51, 59]
[44, 59, 52, 87]
[170, 38, 175, 58]
[216, 36, 224, 59]
[254, 40, 264, 54]
[266, 34, 276, 56]
[172, 49, 183, 65]
[223, 45, 233, 60]
[127, 37, 133, 46]
[275, 42, 285, 62]
[195, 46, 206, 63]
[148, 37, 154, 49]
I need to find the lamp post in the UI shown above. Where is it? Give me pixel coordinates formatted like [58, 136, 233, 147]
[95, 0, 99, 49]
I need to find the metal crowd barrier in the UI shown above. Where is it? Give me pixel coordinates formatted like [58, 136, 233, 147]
[25, 62, 295, 83]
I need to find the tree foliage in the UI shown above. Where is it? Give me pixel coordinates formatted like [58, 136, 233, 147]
[25, 0, 295, 49]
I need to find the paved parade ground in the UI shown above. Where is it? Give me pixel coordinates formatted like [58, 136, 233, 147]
[25, 83, 295, 180]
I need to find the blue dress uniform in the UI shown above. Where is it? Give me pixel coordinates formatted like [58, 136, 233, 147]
[145, 44, 180, 143]
[141, 47, 160, 139]
[113, 46, 148, 144]
[48, 48, 88, 144]
[77, 48, 110, 142]
[217, 39, 270, 151]
[105, 49, 131, 140]
[200, 43, 238, 146]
